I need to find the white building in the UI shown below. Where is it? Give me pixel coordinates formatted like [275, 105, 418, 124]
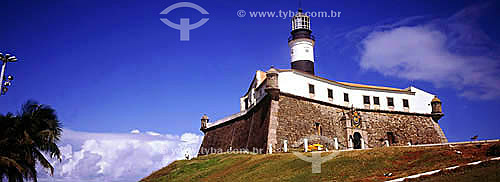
[240, 69, 437, 114]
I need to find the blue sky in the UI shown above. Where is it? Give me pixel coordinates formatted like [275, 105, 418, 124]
[1, 0, 500, 181]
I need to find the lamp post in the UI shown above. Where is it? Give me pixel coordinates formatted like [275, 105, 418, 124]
[0, 52, 18, 95]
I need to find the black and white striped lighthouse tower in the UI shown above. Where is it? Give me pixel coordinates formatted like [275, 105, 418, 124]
[288, 9, 315, 75]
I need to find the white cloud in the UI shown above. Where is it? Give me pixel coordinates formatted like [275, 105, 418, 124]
[145, 131, 161, 136]
[38, 128, 203, 182]
[348, 3, 500, 99]
[130, 129, 140, 134]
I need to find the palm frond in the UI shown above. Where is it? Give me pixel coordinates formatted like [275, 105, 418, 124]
[33, 150, 53, 175]
[0, 156, 24, 174]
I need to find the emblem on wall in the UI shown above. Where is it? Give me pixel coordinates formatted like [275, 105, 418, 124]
[351, 111, 362, 128]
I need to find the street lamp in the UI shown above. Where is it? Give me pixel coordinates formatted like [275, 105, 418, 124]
[0, 52, 18, 95]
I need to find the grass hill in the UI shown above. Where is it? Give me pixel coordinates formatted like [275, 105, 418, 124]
[141, 142, 500, 182]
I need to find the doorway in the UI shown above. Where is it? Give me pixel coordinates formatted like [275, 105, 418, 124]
[353, 132, 362, 149]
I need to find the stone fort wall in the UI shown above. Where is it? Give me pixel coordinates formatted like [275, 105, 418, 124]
[275, 93, 447, 151]
[276, 93, 348, 150]
[199, 92, 447, 155]
[198, 96, 272, 155]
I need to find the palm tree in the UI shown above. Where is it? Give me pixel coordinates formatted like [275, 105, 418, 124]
[0, 100, 62, 182]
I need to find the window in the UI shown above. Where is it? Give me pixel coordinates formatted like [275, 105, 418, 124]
[309, 84, 315, 94]
[363, 96, 370, 104]
[344, 93, 349, 102]
[315, 122, 322, 136]
[244, 98, 249, 109]
[403, 99, 409, 108]
[373, 97, 380, 105]
[387, 97, 394, 107]
[387, 132, 396, 144]
[327, 89, 333, 99]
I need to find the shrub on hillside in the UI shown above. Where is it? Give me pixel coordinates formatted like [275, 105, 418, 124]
[486, 144, 500, 157]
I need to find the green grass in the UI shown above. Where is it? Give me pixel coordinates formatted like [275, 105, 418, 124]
[141, 142, 499, 182]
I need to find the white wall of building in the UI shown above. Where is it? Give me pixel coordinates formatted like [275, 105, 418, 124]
[278, 71, 435, 114]
[238, 70, 436, 114]
[409, 86, 436, 114]
[239, 72, 268, 111]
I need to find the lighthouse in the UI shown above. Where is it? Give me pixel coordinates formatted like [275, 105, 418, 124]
[289, 9, 315, 75]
